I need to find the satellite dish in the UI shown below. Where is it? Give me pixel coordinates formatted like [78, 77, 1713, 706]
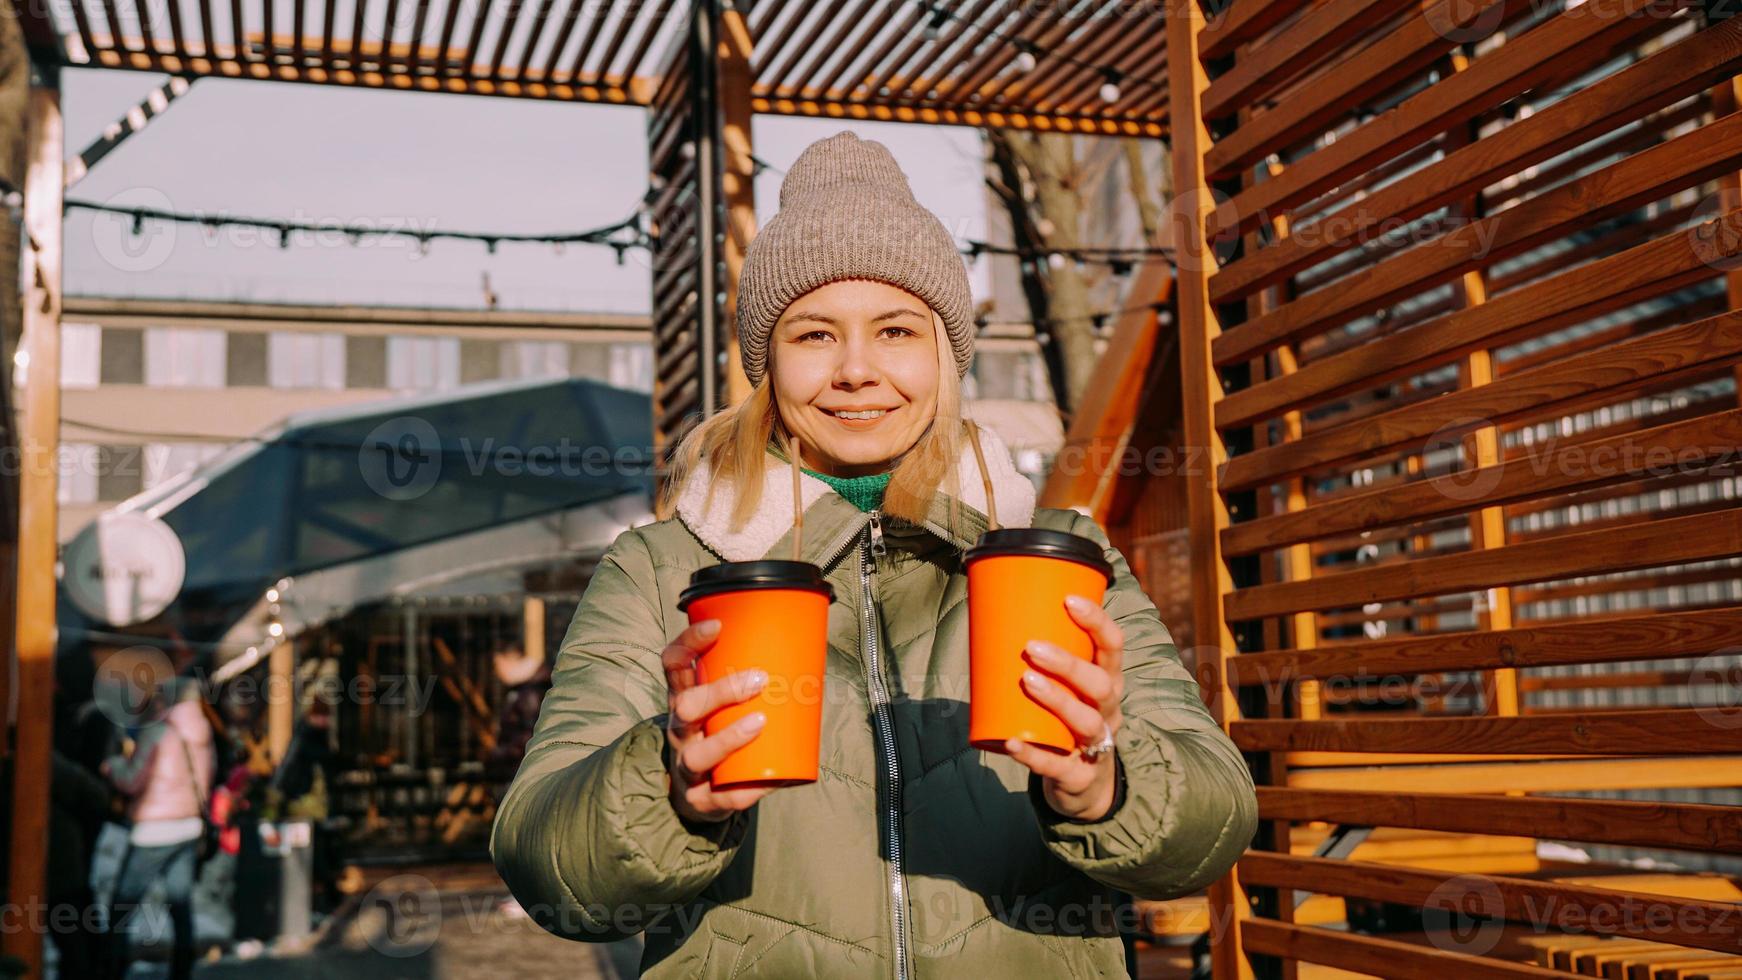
[62, 512, 187, 626]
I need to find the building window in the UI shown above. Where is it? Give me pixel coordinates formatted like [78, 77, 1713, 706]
[268, 332, 345, 389]
[504, 340, 570, 380]
[58, 443, 99, 505]
[387, 336, 460, 392]
[100, 327, 143, 384]
[95, 444, 145, 501]
[61, 322, 101, 388]
[609, 343, 653, 393]
[227, 331, 268, 387]
[460, 338, 500, 384]
[144, 327, 225, 387]
[346, 335, 387, 389]
[570, 342, 609, 382]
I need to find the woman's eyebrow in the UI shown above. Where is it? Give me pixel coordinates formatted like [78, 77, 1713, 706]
[873, 307, 927, 322]
[786, 308, 925, 325]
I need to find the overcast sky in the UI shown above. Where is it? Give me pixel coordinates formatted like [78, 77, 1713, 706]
[59, 68, 993, 315]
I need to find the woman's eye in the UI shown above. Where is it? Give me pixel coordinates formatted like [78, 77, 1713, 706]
[797, 330, 833, 342]
[880, 326, 917, 339]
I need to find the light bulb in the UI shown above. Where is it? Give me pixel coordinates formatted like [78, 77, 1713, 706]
[1014, 51, 1036, 72]
[1099, 80, 1121, 102]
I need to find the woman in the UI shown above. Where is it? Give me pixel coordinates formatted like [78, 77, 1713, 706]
[491, 130, 1257, 978]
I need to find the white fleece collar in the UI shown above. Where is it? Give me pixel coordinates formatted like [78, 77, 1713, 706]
[674, 425, 1037, 563]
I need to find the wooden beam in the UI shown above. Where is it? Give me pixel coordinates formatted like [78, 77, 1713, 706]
[1167, 2, 1254, 978]
[1039, 259, 1173, 513]
[2, 62, 60, 980]
[718, 3, 753, 407]
[747, 93, 1166, 138]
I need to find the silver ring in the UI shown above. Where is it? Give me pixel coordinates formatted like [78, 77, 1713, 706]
[1078, 722, 1115, 762]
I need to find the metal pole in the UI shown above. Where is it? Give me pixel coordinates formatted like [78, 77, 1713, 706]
[694, 0, 721, 415]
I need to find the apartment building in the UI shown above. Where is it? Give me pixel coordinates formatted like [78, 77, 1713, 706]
[56, 297, 653, 542]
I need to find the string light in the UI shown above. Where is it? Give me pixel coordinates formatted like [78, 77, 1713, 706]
[961, 239, 1171, 266]
[65, 199, 652, 258]
[971, 298, 1171, 333]
[1012, 39, 1038, 74]
[1098, 68, 1124, 104]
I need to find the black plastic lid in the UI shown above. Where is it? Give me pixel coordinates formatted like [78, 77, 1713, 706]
[963, 527, 1114, 585]
[677, 560, 835, 610]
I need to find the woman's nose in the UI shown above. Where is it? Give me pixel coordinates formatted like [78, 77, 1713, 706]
[834, 336, 878, 388]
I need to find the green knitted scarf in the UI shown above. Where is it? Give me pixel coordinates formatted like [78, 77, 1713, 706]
[803, 468, 891, 512]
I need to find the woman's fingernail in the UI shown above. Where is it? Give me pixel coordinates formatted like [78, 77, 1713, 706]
[1026, 641, 1056, 662]
[745, 670, 768, 691]
[1065, 595, 1094, 612]
[1023, 670, 1048, 689]
[695, 619, 722, 638]
[742, 712, 767, 731]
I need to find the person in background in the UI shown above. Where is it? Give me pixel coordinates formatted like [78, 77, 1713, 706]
[486, 643, 553, 783]
[101, 674, 214, 980]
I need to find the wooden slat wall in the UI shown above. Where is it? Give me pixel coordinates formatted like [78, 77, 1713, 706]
[646, 0, 723, 460]
[1170, 0, 1742, 975]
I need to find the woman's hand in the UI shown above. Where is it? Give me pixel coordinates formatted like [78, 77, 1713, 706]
[1004, 594, 1124, 822]
[661, 619, 778, 824]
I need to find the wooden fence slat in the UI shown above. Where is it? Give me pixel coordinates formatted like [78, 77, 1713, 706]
[1217, 208, 1740, 430]
[1205, 0, 1521, 177]
[1211, 110, 1742, 366]
[1225, 508, 1742, 620]
[1232, 707, 1739, 756]
[1221, 407, 1742, 555]
[1218, 308, 1742, 493]
[1256, 788, 1742, 854]
[1201, 0, 1414, 120]
[1210, 0, 1719, 250]
[1225, 605, 1742, 686]
[1289, 755, 1742, 793]
[1242, 919, 1580, 979]
[1238, 854, 1742, 954]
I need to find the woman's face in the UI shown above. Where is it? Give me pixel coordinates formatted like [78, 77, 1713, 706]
[771, 278, 941, 477]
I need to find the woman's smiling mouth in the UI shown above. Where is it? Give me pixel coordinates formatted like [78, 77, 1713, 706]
[823, 408, 895, 421]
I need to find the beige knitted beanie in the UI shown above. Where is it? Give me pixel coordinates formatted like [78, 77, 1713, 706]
[736, 130, 976, 387]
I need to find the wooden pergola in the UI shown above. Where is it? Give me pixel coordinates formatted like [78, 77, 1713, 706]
[6, 0, 1742, 977]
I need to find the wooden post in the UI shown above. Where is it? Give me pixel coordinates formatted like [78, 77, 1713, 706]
[3, 55, 60, 978]
[1167, 1, 1255, 977]
[268, 637, 294, 764]
[1443, 52, 1518, 717]
[523, 595, 545, 666]
[718, 2, 755, 407]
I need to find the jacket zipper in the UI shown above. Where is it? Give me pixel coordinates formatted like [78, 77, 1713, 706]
[859, 510, 909, 980]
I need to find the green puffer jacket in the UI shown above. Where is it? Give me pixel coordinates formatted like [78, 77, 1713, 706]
[490, 429, 1257, 978]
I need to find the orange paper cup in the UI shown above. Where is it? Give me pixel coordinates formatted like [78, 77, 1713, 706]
[965, 528, 1113, 754]
[677, 560, 833, 789]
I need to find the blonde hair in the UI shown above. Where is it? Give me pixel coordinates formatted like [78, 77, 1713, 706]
[657, 307, 966, 534]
